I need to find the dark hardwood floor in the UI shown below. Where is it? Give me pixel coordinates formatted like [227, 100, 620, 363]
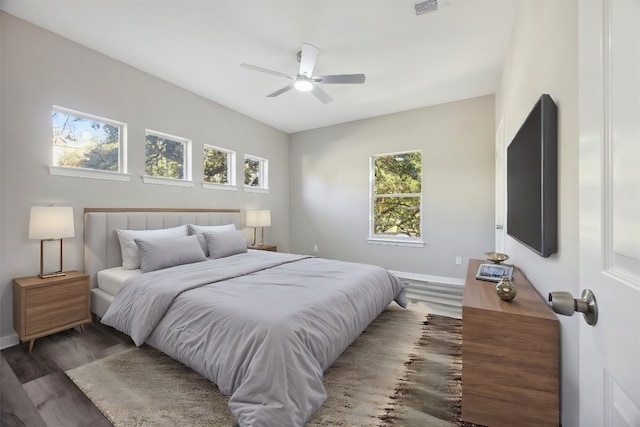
[1, 322, 134, 427]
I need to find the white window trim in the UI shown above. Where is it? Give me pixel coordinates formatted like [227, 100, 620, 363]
[144, 129, 192, 182]
[243, 186, 269, 194]
[52, 105, 128, 175]
[367, 237, 425, 248]
[369, 150, 424, 245]
[203, 144, 236, 187]
[244, 154, 269, 191]
[49, 166, 131, 182]
[203, 182, 238, 191]
[142, 175, 194, 187]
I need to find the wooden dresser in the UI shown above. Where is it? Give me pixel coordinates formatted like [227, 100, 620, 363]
[13, 271, 91, 353]
[462, 259, 559, 427]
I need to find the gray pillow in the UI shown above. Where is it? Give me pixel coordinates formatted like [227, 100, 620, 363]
[116, 225, 188, 270]
[187, 223, 236, 256]
[203, 230, 248, 259]
[134, 235, 206, 273]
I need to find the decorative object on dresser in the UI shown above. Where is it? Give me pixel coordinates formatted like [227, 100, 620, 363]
[245, 209, 271, 246]
[483, 251, 509, 264]
[495, 275, 517, 301]
[247, 244, 277, 252]
[28, 206, 75, 278]
[462, 259, 559, 427]
[13, 271, 91, 353]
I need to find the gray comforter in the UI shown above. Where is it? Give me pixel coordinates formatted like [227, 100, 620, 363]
[102, 250, 406, 427]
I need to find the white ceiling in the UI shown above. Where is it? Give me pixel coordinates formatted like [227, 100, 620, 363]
[2, 0, 517, 134]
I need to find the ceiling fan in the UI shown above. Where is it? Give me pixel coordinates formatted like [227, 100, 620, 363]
[240, 43, 366, 104]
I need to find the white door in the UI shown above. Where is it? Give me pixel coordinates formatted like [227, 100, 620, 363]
[495, 117, 506, 253]
[579, 1, 640, 426]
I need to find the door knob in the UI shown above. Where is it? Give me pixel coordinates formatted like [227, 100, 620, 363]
[548, 289, 598, 326]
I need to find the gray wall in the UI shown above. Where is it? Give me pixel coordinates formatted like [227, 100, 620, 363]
[0, 13, 290, 341]
[289, 95, 496, 278]
[496, 1, 579, 425]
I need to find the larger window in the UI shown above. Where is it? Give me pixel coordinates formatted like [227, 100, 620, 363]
[145, 130, 191, 182]
[52, 106, 126, 175]
[370, 151, 423, 245]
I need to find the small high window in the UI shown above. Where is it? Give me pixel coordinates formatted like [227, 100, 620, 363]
[204, 145, 236, 187]
[144, 130, 191, 182]
[244, 154, 268, 191]
[52, 106, 126, 177]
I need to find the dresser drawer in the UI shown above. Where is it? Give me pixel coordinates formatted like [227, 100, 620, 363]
[25, 278, 86, 306]
[25, 294, 88, 336]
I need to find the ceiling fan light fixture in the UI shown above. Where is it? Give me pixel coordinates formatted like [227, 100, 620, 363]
[294, 79, 313, 92]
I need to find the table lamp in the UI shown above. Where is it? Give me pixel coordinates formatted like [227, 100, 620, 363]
[246, 209, 271, 246]
[29, 206, 75, 278]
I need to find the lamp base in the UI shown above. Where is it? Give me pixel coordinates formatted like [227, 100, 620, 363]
[38, 271, 66, 279]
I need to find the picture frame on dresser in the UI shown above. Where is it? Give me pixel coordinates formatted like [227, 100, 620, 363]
[475, 263, 514, 282]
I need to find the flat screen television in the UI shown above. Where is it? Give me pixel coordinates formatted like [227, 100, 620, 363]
[506, 94, 558, 258]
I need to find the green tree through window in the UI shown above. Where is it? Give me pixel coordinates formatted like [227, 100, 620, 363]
[145, 133, 185, 179]
[372, 151, 422, 238]
[245, 158, 260, 186]
[244, 155, 267, 189]
[204, 146, 231, 184]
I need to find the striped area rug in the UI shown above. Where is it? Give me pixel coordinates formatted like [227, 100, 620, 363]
[66, 304, 475, 426]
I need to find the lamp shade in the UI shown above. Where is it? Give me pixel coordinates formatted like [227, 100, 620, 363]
[246, 209, 271, 227]
[29, 206, 75, 240]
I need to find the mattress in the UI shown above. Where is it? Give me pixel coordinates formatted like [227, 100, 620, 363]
[97, 266, 140, 296]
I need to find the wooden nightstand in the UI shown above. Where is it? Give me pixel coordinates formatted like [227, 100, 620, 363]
[247, 245, 277, 252]
[13, 271, 91, 353]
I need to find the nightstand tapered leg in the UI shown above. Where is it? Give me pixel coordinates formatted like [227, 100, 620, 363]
[28, 339, 35, 353]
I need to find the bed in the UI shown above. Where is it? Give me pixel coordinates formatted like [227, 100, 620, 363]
[84, 208, 406, 427]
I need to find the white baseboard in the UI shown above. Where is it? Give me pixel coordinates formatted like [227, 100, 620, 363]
[390, 270, 465, 287]
[0, 333, 19, 350]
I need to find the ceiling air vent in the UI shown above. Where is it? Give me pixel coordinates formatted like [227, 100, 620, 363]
[414, 0, 437, 15]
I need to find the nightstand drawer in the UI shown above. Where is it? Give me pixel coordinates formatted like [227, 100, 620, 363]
[25, 278, 86, 306]
[25, 294, 88, 336]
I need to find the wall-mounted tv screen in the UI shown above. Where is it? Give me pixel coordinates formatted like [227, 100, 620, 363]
[507, 94, 558, 258]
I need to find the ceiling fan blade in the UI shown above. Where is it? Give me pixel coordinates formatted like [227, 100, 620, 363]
[315, 74, 366, 84]
[267, 84, 295, 98]
[310, 85, 333, 104]
[298, 43, 319, 78]
[241, 63, 293, 80]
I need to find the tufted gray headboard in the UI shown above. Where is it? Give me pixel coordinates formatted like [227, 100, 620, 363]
[83, 208, 242, 290]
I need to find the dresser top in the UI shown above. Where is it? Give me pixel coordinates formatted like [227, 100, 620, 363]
[13, 271, 87, 287]
[463, 259, 558, 321]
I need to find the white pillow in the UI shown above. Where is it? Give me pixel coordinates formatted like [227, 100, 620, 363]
[116, 225, 188, 270]
[135, 235, 206, 273]
[188, 223, 236, 256]
[203, 230, 248, 259]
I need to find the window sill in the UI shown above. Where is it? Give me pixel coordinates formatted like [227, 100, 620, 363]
[142, 176, 194, 187]
[49, 166, 131, 182]
[203, 182, 238, 192]
[367, 238, 425, 248]
[243, 186, 269, 194]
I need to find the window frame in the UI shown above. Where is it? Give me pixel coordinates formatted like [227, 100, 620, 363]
[143, 129, 193, 187]
[203, 144, 237, 191]
[368, 150, 425, 247]
[50, 106, 130, 182]
[243, 154, 269, 193]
